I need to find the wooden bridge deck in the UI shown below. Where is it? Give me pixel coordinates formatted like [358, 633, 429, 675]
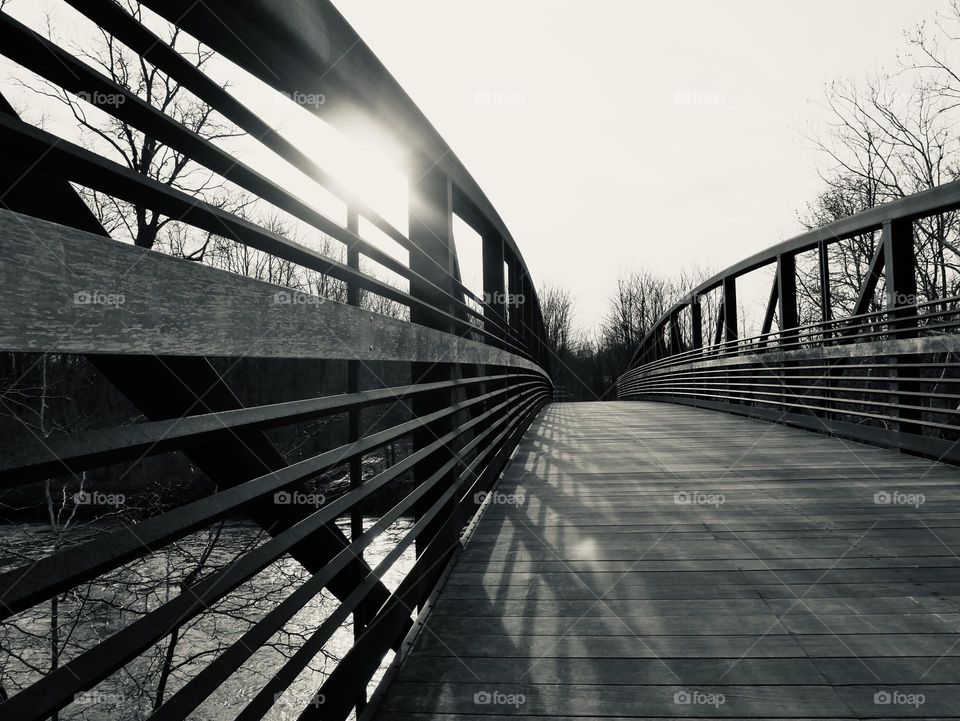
[375, 401, 960, 719]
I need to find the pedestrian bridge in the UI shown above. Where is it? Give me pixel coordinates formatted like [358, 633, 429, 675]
[376, 402, 960, 718]
[1, 2, 960, 720]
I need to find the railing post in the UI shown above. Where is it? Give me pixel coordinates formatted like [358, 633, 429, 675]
[777, 254, 799, 340]
[669, 310, 683, 355]
[689, 297, 702, 400]
[778, 253, 799, 414]
[818, 240, 834, 418]
[482, 231, 506, 349]
[654, 323, 666, 362]
[521, 270, 535, 352]
[883, 218, 921, 435]
[722, 276, 738, 346]
[690, 296, 703, 351]
[408, 165, 458, 559]
[722, 276, 738, 404]
[818, 240, 832, 335]
[507, 251, 524, 342]
[344, 204, 367, 713]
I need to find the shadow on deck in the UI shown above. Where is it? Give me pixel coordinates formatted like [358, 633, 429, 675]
[373, 401, 960, 719]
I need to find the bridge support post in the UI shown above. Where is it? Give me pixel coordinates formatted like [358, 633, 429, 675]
[408, 165, 459, 561]
[722, 276, 738, 403]
[482, 231, 507, 348]
[819, 240, 833, 335]
[481, 230, 506, 414]
[669, 310, 683, 355]
[778, 254, 800, 415]
[345, 205, 367, 712]
[722, 276, 738, 347]
[689, 298, 703, 401]
[507, 252, 524, 342]
[818, 240, 834, 419]
[690, 296, 703, 351]
[883, 218, 921, 436]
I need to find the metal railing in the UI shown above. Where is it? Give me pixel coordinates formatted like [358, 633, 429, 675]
[618, 179, 960, 463]
[0, 2, 551, 720]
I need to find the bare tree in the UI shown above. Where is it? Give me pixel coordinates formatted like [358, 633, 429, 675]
[538, 283, 574, 359]
[800, 12, 960, 315]
[15, 0, 243, 249]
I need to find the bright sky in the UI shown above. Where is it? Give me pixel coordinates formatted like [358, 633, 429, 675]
[1, 0, 950, 334]
[331, 0, 947, 332]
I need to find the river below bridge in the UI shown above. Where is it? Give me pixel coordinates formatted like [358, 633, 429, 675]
[0, 516, 415, 721]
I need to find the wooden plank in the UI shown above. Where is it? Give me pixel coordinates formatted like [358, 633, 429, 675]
[372, 401, 960, 720]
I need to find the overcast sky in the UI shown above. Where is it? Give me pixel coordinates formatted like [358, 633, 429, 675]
[332, 0, 947, 332]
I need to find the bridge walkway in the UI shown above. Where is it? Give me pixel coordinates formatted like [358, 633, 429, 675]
[374, 401, 960, 719]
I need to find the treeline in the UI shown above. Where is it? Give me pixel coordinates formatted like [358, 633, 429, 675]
[539, 270, 713, 401]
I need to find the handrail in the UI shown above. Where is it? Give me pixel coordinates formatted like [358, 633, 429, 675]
[633, 177, 960, 354]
